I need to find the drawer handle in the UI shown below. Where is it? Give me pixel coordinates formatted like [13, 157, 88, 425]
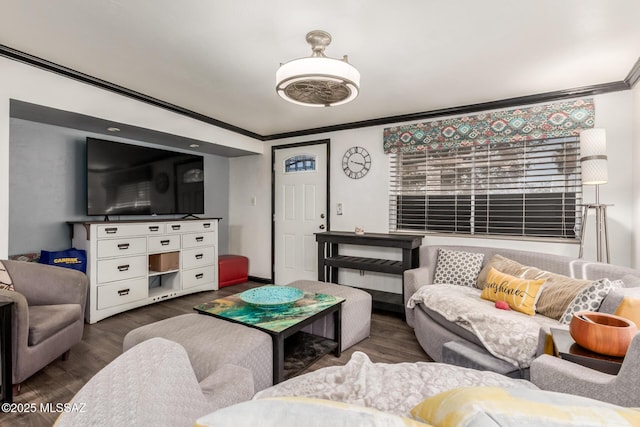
[195, 236, 204, 242]
[195, 273, 204, 279]
[149, 226, 159, 232]
[105, 227, 118, 234]
[160, 240, 170, 246]
[117, 264, 130, 272]
[172, 225, 181, 230]
[118, 289, 130, 296]
[195, 253, 204, 260]
[203, 223, 211, 228]
[117, 243, 130, 250]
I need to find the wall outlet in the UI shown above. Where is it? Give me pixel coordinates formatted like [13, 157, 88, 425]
[336, 203, 343, 215]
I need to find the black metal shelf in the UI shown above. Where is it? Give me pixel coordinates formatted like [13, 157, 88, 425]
[315, 232, 423, 314]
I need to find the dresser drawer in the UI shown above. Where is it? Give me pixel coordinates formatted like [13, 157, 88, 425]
[182, 266, 216, 290]
[97, 277, 148, 310]
[97, 223, 165, 238]
[182, 246, 216, 270]
[97, 237, 147, 258]
[97, 255, 147, 283]
[182, 232, 215, 249]
[166, 221, 216, 234]
[148, 235, 181, 253]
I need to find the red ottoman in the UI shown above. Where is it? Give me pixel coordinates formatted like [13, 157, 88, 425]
[218, 255, 249, 288]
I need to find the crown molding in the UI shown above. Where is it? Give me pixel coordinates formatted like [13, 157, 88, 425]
[624, 57, 640, 88]
[0, 44, 263, 140]
[1, 45, 637, 143]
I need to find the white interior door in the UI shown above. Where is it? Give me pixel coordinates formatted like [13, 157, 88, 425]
[274, 143, 328, 284]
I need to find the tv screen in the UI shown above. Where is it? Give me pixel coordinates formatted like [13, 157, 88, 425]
[86, 138, 204, 216]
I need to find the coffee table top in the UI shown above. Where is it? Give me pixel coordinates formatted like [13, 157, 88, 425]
[194, 288, 344, 333]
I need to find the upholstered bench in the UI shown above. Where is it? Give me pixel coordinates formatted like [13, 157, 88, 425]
[123, 313, 273, 391]
[287, 280, 372, 351]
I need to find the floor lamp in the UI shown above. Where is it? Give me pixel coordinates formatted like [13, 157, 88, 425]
[578, 128, 610, 263]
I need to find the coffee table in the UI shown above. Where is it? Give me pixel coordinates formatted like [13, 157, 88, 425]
[194, 288, 345, 384]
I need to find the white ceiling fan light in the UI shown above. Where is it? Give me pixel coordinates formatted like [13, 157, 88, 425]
[276, 30, 360, 107]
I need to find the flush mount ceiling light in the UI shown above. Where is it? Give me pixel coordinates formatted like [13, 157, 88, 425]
[276, 30, 360, 107]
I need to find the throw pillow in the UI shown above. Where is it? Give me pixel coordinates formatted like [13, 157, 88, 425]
[0, 261, 14, 291]
[476, 254, 590, 320]
[599, 276, 640, 313]
[614, 297, 640, 327]
[559, 278, 623, 325]
[410, 386, 640, 427]
[197, 397, 431, 427]
[480, 267, 546, 315]
[433, 249, 484, 287]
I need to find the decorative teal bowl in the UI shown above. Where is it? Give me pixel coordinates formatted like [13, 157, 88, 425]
[239, 286, 304, 309]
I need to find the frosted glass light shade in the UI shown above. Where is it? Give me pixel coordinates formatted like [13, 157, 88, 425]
[580, 128, 608, 185]
[276, 57, 360, 107]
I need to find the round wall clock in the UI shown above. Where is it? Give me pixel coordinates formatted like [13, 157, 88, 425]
[342, 146, 371, 179]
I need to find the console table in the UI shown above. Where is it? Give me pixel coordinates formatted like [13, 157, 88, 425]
[315, 231, 423, 313]
[1, 301, 12, 403]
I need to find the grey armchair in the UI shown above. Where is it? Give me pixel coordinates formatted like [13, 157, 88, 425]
[0, 260, 88, 392]
[530, 332, 640, 407]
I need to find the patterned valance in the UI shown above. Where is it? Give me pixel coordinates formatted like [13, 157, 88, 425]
[383, 98, 595, 154]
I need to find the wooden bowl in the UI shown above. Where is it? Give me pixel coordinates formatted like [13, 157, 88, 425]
[569, 311, 638, 357]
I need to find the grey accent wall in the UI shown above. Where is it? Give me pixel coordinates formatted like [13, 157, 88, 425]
[9, 118, 229, 256]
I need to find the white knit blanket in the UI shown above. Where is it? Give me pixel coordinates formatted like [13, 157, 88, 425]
[254, 351, 536, 417]
[408, 284, 558, 368]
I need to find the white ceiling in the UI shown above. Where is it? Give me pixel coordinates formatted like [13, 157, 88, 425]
[1, 0, 639, 138]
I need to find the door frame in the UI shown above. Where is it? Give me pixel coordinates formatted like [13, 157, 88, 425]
[271, 139, 330, 283]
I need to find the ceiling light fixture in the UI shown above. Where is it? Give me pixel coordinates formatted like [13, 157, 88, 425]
[276, 30, 360, 107]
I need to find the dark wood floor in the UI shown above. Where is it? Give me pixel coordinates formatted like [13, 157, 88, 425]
[3, 282, 431, 426]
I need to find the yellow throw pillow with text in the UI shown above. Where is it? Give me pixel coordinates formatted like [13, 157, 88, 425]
[480, 267, 546, 315]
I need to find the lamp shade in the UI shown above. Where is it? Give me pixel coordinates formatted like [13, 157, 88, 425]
[580, 128, 608, 185]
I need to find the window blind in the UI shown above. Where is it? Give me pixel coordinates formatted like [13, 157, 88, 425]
[389, 136, 582, 239]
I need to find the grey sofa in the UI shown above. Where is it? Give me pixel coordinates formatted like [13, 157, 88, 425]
[403, 245, 640, 379]
[0, 260, 88, 390]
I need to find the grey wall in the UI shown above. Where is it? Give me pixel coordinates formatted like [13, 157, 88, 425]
[9, 118, 230, 256]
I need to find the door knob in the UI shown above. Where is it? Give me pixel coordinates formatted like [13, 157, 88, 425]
[320, 213, 325, 219]
[319, 224, 325, 230]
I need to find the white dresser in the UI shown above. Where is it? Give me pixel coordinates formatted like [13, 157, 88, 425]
[71, 218, 219, 323]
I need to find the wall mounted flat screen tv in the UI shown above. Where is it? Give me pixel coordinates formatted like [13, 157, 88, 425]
[86, 138, 204, 216]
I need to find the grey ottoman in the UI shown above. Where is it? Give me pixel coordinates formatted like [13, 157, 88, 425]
[288, 280, 372, 351]
[123, 313, 273, 391]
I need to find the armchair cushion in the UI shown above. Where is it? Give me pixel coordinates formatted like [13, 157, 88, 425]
[28, 304, 82, 346]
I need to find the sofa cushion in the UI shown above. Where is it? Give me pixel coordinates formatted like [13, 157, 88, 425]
[559, 278, 623, 325]
[480, 267, 546, 315]
[433, 249, 484, 287]
[477, 254, 590, 319]
[28, 304, 82, 346]
[410, 386, 640, 427]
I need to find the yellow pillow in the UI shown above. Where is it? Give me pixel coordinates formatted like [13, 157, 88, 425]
[480, 267, 546, 315]
[410, 386, 640, 427]
[614, 297, 640, 327]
